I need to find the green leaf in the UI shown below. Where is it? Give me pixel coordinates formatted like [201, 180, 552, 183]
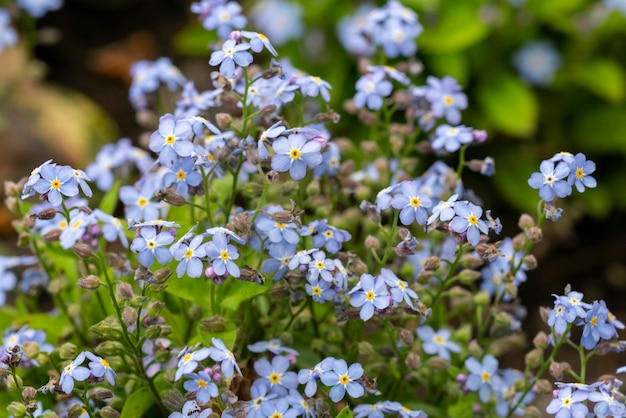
[526, 0, 586, 19]
[447, 399, 475, 418]
[426, 52, 469, 85]
[199, 322, 238, 351]
[489, 148, 540, 215]
[165, 277, 211, 308]
[476, 74, 538, 138]
[571, 59, 625, 103]
[98, 179, 121, 215]
[173, 22, 218, 57]
[120, 386, 154, 418]
[336, 406, 354, 418]
[419, 3, 489, 53]
[218, 279, 270, 312]
[13, 313, 70, 345]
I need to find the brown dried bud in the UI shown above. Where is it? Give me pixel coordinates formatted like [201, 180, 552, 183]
[261, 104, 278, 115]
[122, 307, 137, 327]
[526, 226, 543, 243]
[549, 362, 563, 380]
[266, 170, 279, 183]
[314, 110, 341, 124]
[153, 268, 172, 284]
[533, 331, 548, 349]
[72, 243, 93, 259]
[535, 378, 553, 394]
[77, 275, 100, 290]
[512, 232, 526, 251]
[24, 215, 36, 229]
[100, 406, 121, 418]
[524, 406, 542, 418]
[21, 386, 37, 401]
[399, 329, 414, 346]
[518, 213, 535, 229]
[525, 348, 543, 369]
[210, 71, 232, 91]
[66, 403, 84, 418]
[37, 207, 58, 220]
[427, 356, 450, 371]
[154, 189, 185, 206]
[43, 228, 62, 242]
[416, 270, 433, 284]
[475, 242, 503, 262]
[364, 235, 380, 250]
[539, 306, 551, 323]
[200, 316, 227, 333]
[421, 256, 440, 271]
[91, 387, 114, 401]
[357, 109, 377, 125]
[360, 140, 379, 155]
[460, 254, 483, 269]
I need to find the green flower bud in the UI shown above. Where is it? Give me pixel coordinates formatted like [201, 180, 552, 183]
[458, 269, 482, 284]
[524, 348, 543, 369]
[122, 307, 137, 328]
[473, 290, 491, 307]
[91, 388, 114, 401]
[66, 403, 85, 418]
[95, 341, 126, 357]
[533, 331, 549, 349]
[100, 406, 121, 418]
[57, 342, 77, 360]
[5, 374, 22, 391]
[7, 402, 26, 417]
[426, 356, 450, 371]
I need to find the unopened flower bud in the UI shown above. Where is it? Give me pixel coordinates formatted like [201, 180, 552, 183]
[265, 170, 279, 183]
[427, 356, 450, 371]
[153, 268, 172, 284]
[525, 348, 543, 369]
[522, 254, 537, 270]
[533, 331, 548, 349]
[494, 311, 512, 328]
[43, 229, 62, 242]
[518, 214, 535, 229]
[210, 71, 231, 91]
[77, 275, 100, 290]
[66, 403, 84, 418]
[122, 307, 137, 327]
[405, 352, 420, 371]
[7, 402, 26, 417]
[95, 341, 125, 357]
[549, 362, 563, 380]
[399, 329, 414, 346]
[504, 283, 518, 299]
[58, 342, 77, 360]
[314, 110, 341, 124]
[91, 387, 114, 401]
[261, 104, 277, 115]
[36, 207, 58, 220]
[416, 270, 433, 284]
[539, 306, 551, 323]
[72, 243, 92, 259]
[215, 113, 232, 129]
[512, 232, 526, 251]
[22, 386, 37, 401]
[358, 109, 377, 125]
[458, 269, 481, 284]
[116, 282, 134, 299]
[422, 256, 440, 271]
[100, 406, 120, 418]
[460, 254, 483, 269]
[364, 235, 380, 250]
[467, 340, 483, 358]
[269, 284, 290, 299]
[535, 378, 553, 394]
[358, 341, 376, 362]
[526, 226, 542, 243]
[524, 406, 542, 418]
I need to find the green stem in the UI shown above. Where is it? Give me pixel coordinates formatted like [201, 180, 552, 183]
[379, 210, 399, 267]
[250, 175, 271, 225]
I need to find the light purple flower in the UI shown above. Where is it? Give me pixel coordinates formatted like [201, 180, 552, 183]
[528, 159, 572, 202]
[205, 232, 240, 277]
[450, 201, 489, 246]
[353, 70, 392, 110]
[349, 273, 390, 321]
[59, 352, 90, 394]
[271, 133, 323, 180]
[149, 113, 193, 167]
[320, 359, 365, 402]
[209, 39, 253, 76]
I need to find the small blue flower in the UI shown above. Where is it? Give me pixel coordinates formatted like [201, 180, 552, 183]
[588, 388, 626, 418]
[169, 400, 212, 418]
[162, 157, 203, 199]
[424, 76, 468, 125]
[173, 234, 206, 278]
[391, 180, 432, 226]
[253, 355, 298, 396]
[320, 359, 365, 402]
[94, 209, 128, 248]
[260, 399, 298, 418]
[33, 164, 79, 207]
[175, 346, 210, 381]
[297, 75, 332, 102]
[581, 301, 618, 350]
[307, 250, 336, 282]
[512, 40, 562, 87]
[465, 354, 503, 403]
[450, 201, 489, 246]
[183, 370, 218, 404]
[244, 382, 276, 418]
[209, 39, 253, 77]
[199, 1, 246, 39]
[149, 113, 194, 167]
[249, 0, 304, 46]
[59, 352, 90, 394]
[271, 133, 323, 180]
[416, 326, 460, 361]
[247, 339, 299, 356]
[547, 296, 577, 335]
[306, 278, 336, 303]
[427, 193, 458, 225]
[85, 352, 117, 386]
[261, 242, 295, 282]
[240, 30, 278, 56]
[349, 273, 390, 321]
[205, 232, 240, 277]
[379, 268, 419, 308]
[431, 124, 474, 153]
[310, 220, 351, 254]
[60, 210, 96, 249]
[297, 356, 336, 397]
[130, 226, 175, 268]
[353, 70, 393, 110]
[568, 153, 597, 193]
[17, 0, 62, 18]
[546, 385, 589, 418]
[528, 159, 573, 202]
[208, 337, 241, 378]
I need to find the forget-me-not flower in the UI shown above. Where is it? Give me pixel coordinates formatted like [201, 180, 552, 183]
[391, 180, 432, 226]
[431, 124, 474, 153]
[209, 39, 253, 77]
[546, 385, 589, 418]
[297, 356, 336, 397]
[33, 164, 79, 207]
[149, 113, 193, 167]
[59, 352, 90, 394]
[568, 153, 597, 193]
[528, 159, 572, 202]
[320, 359, 365, 402]
[271, 133, 323, 180]
[512, 40, 562, 87]
[253, 355, 298, 396]
[450, 201, 489, 246]
[353, 70, 393, 110]
[130, 226, 175, 268]
[208, 337, 241, 378]
[205, 231, 240, 277]
[175, 345, 210, 381]
[85, 352, 117, 386]
[424, 75, 468, 125]
[349, 273, 390, 321]
[416, 326, 460, 361]
[183, 370, 218, 404]
[464, 354, 503, 403]
[173, 234, 206, 278]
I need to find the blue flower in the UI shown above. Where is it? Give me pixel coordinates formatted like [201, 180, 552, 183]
[247, 339, 299, 356]
[249, 0, 304, 46]
[244, 382, 276, 418]
[548, 296, 578, 335]
[149, 113, 194, 167]
[416, 326, 460, 361]
[175, 346, 210, 381]
[306, 278, 336, 303]
[198, 1, 246, 39]
[169, 400, 212, 418]
[85, 352, 117, 386]
[512, 40, 562, 87]
[205, 232, 240, 277]
[261, 242, 295, 282]
[379, 268, 419, 308]
[260, 399, 298, 418]
[162, 157, 203, 198]
[240, 30, 278, 56]
[209, 39, 253, 77]
[528, 159, 572, 202]
[183, 370, 218, 404]
[253, 355, 298, 396]
[320, 359, 365, 402]
[427, 193, 458, 225]
[310, 220, 351, 254]
[349, 273, 390, 321]
[464, 354, 503, 403]
[431, 124, 474, 152]
[297, 356, 336, 397]
[208, 337, 241, 378]
[130, 226, 175, 268]
[173, 234, 206, 278]
[307, 250, 336, 282]
[0, 9, 17, 53]
[589, 388, 626, 418]
[271, 133, 323, 180]
[17, 0, 62, 18]
[424, 76, 468, 125]
[567, 153, 597, 193]
[546, 385, 589, 418]
[391, 180, 432, 226]
[353, 70, 393, 110]
[297, 75, 332, 102]
[33, 164, 79, 206]
[581, 301, 618, 350]
[94, 209, 128, 248]
[59, 352, 90, 394]
[314, 142, 341, 178]
[450, 201, 489, 246]
[255, 214, 300, 246]
[59, 210, 96, 249]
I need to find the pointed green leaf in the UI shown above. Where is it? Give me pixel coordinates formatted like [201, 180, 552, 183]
[165, 277, 211, 308]
[476, 74, 538, 138]
[571, 59, 625, 103]
[174, 22, 217, 57]
[98, 179, 122, 215]
[336, 406, 354, 418]
[120, 386, 154, 418]
[218, 279, 270, 312]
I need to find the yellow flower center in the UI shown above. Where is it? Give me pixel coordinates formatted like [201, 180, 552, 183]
[468, 215, 478, 225]
[289, 148, 301, 160]
[271, 414, 282, 418]
[410, 197, 421, 208]
[183, 353, 192, 363]
[576, 168, 584, 179]
[197, 379, 207, 388]
[316, 261, 325, 270]
[324, 230, 333, 238]
[259, 33, 268, 41]
[146, 240, 156, 249]
[591, 316, 597, 326]
[176, 170, 186, 181]
[434, 335, 445, 345]
[443, 95, 454, 106]
[312, 286, 322, 296]
[365, 290, 375, 301]
[165, 135, 176, 145]
[138, 197, 148, 207]
[71, 220, 82, 230]
[481, 371, 491, 383]
[269, 372, 281, 384]
[220, 250, 229, 261]
[184, 249, 194, 259]
[101, 359, 110, 368]
[275, 222, 286, 230]
[339, 374, 350, 385]
[51, 179, 61, 190]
